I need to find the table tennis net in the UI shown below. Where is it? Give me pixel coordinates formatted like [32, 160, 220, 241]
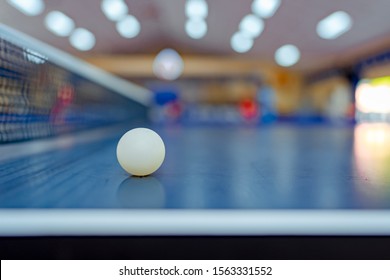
[0, 30, 145, 143]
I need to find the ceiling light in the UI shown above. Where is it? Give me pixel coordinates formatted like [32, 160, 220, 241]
[45, 11, 75, 37]
[316, 11, 352, 40]
[69, 28, 96, 51]
[6, 0, 45, 16]
[185, 18, 207, 39]
[239, 14, 264, 38]
[101, 0, 128, 21]
[153, 49, 184, 80]
[274, 44, 300, 67]
[116, 15, 141, 38]
[231, 31, 254, 53]
[251, 0, 281, 18]
[185, 0, 208, 19]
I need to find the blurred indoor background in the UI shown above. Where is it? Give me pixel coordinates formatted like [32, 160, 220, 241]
[1, 0, 389, 127]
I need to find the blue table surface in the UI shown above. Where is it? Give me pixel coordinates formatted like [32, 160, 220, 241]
[0, 123, 389, 209]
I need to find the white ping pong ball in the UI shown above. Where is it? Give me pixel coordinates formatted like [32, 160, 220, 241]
[116, 128, 165, 176]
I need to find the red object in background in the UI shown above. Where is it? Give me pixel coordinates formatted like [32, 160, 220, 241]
[166, 100, 183, 120]
[239, 99, 259, 120]
[347, 103, 355, 119]
[50, 84, 75, 123]
[57, 84, 75, 105]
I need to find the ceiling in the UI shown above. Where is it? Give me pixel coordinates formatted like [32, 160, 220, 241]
[0, 0, 390, 73]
